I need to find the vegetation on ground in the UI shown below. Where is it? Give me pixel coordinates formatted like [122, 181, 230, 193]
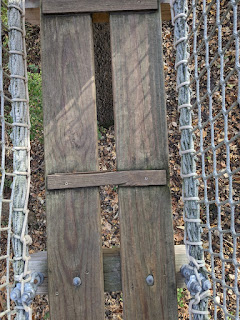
[28, 65, 43, 142]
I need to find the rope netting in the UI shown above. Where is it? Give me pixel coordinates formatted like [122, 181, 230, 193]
[0, 1, 38, 319]
[171, 0, 240, 318]
[0, 0, 239, 319]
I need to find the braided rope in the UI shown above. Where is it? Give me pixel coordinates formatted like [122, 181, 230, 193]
[171, 0, 240, 319]
[8, 1, 32, 319]
[170, 0, 210, 318]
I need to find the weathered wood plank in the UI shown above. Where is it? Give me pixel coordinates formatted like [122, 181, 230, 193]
[26, 8, 40, 25]
[26, 0, 170, 8]
[47, 170, 166, 190]
[42, 0, 158, 14]
[41, 14, 104, 320]
[102, 248, 122, 292]
[110, 5, 178, 319]
[26, 0, 39, 8]
[29, 246, 187, 295]
[25, 2, 171, 25]
[92, 12, 109, 24]
[161, 3, 171, 21]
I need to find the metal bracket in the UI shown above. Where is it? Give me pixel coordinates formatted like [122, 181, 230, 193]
[181, 265, 211, 296]
[10, 272, 44, 318]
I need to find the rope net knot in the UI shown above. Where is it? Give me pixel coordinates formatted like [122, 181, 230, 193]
[172, 0, 240, 318]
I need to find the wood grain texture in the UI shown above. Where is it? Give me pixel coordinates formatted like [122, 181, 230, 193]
[42, 0, 158, 14]
[25, 8, 40, 25]
[92, 12, 109, 23]
[25, 3, 170, 25]
[26, 0, 39, 8]
[47, 170, 167, 190]
[110, 7, 178, 320]
[29, 246, 187, 294]
[161, 3, 171, 21]
[27, 0, 169, 9]
[26, 1, 171, 25]
[102, 248, 122, 292]
[41, 14, 104, 320]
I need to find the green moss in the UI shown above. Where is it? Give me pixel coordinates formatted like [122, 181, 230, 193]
[28, 67, 43, 143]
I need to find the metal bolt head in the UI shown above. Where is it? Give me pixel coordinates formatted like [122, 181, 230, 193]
[32, 272, 44, 286]
[181, 265, 191, 279]
[187, 275, 201, 295]
[202, 279, 211, 291]
[22, 292, 32, 305]
[10, 288, 21, 301]
[146, 275, 154, 286]
[73, 277, 81, 287]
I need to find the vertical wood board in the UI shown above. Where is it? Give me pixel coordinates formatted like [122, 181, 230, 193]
[41, 14, 104, 320]
[110, 8, 178, 320]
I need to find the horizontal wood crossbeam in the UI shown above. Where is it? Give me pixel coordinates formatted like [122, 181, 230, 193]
[30, 246, 187, 295]
[47, 170, 167, 190]
[25, 0, 171, 25]
[26, 0, 40, 8]
[42, 0, 158, 14]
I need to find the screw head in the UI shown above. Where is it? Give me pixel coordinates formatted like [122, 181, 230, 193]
[73, 277, 81, 287]
[146, 275, 154, 286]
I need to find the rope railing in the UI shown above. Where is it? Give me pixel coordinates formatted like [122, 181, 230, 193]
[0, 0, 239, 319]
[0, 1, 43, 319]
[171, 0, 240, 319]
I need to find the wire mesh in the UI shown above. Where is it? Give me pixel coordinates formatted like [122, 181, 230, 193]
[173, 0, 240, 318]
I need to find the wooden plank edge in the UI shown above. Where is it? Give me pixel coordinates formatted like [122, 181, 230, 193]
[26, 0, 170, 8]
[26, 3, 171, 25]
[42, 0, 158, 15]
[29, 245, 187, 295]
[26, 8, 41, 25]
[92, 12, 109, 23]
[47, 170, 167, 190]
[161, 3, 171, 21]
[26, 0, 40, 9]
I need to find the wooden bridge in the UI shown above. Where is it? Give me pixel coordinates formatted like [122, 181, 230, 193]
[26, 1, 187, 319]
